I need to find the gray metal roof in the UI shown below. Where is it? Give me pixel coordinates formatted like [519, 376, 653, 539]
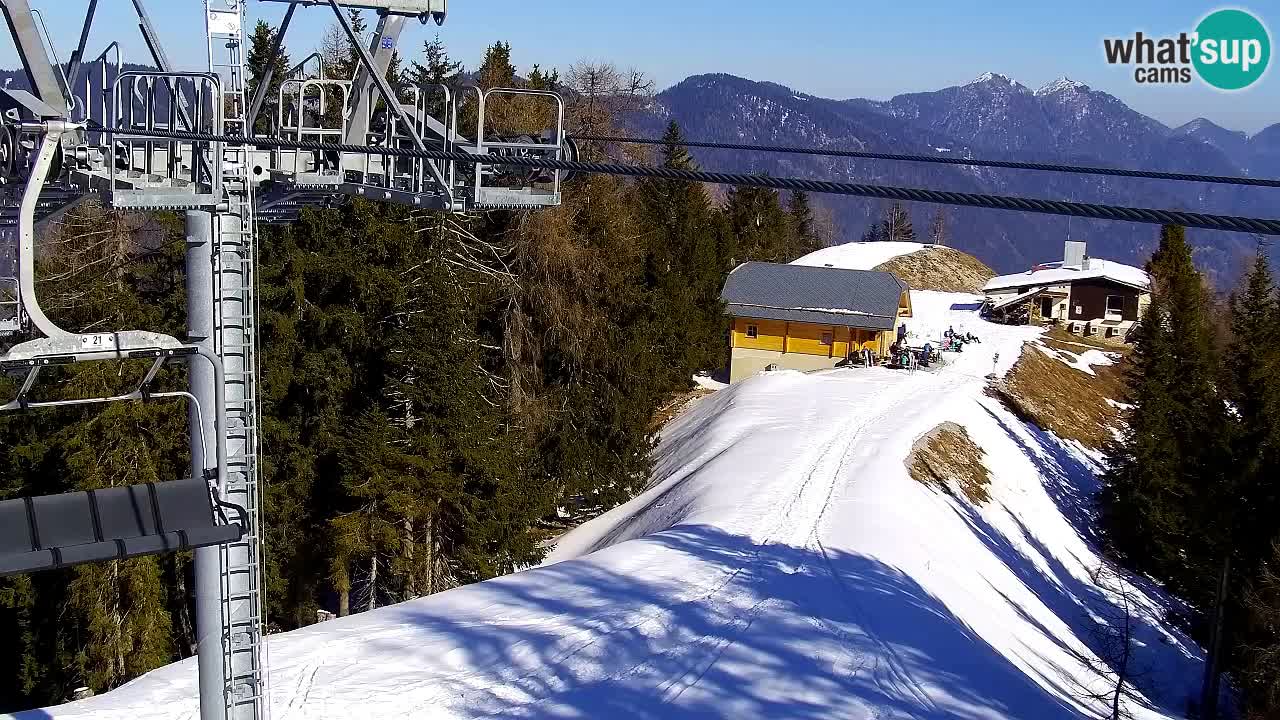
[721, 262, 908, 331]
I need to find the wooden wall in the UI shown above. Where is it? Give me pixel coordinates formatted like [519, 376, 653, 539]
[731, 317, 889, 359]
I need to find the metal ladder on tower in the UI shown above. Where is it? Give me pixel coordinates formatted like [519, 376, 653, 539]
[207, 1, 268, 718]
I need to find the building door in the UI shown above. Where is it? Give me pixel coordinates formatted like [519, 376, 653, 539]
[1039, 296, 1054, 319]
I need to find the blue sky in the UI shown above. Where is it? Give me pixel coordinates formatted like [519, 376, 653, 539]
[4, 0, 1277, 133]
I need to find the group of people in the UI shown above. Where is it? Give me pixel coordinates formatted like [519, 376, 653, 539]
[888, 341, 936, 370]
[942, 326, 980, 352]
[877, 326, 983, 372]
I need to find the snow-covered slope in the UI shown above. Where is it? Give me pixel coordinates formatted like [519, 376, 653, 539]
[12, 293, 1203, 720]
[792, 241, 925, 270]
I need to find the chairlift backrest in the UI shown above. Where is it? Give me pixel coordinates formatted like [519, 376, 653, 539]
[0, 478, 244, 578]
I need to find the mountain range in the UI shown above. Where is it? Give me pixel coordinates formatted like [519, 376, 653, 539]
[4, 63, 1275, 280]
[632, 72, 1279, 280]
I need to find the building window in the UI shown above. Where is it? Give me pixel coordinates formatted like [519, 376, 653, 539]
[745, 324, 758, 339]
[821, 331, 833, 346]
[1106, 295, 1124, 317]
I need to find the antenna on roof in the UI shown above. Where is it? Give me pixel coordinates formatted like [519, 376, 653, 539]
[1066, 189, 1075, 242]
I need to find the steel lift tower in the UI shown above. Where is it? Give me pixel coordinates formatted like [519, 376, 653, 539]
[0, 2, 571, 719]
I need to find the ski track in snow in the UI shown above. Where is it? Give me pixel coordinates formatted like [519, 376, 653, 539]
[14, 290, 1205, 720]
[499, 378, 927, 717]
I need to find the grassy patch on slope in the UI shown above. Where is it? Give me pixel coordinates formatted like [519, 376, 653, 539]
[875, 246, 995, 293]
[908, 421, 992, 504]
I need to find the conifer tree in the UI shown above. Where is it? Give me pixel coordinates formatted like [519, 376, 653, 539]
[1222, 254, 1280, 710]
[343, 9, 368, 78]
[460, 41, 525, 134]
[638, 121, 729, 386]
[497, 164, 665, 515]
[245, 20, 291, 134]
[1226, 255, 1280, 567]
[525, 64, 560, 90]
[385, 49, 411, 102]
[1101, 225, 1231, 602]
[476, 41, 517, 88]
[786, 191, 823, 261]
[260, 198, 552, 617]
[409, 34, 463, 118]
[725, 183, 792, 264]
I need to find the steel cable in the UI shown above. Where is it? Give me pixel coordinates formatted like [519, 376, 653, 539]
[570, 134, 1280, 189]
[110, 127, 1280, 235]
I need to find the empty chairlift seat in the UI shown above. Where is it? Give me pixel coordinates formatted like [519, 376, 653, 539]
[0, 478, 244, 577]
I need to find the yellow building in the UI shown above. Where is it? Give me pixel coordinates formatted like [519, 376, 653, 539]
[721, 261, 913, 383]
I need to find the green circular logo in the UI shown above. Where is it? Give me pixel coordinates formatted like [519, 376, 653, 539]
[1192, 9, 1271, 90]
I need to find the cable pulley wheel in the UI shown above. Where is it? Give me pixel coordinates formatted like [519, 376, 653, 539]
[560, 136, 581, 183]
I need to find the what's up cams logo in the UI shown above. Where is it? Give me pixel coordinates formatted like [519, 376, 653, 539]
[1104, 8, 1271, 90]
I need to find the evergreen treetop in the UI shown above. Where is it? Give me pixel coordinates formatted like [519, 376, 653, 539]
[245, 20, 292, 135]
[786, 191, 823, 261]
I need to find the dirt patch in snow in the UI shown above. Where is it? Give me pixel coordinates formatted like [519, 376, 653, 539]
[874, 246, 995, 293]
[908, 422, 991, 504]
[992, 341, 1129, 449]
[650, 387, 715, 432]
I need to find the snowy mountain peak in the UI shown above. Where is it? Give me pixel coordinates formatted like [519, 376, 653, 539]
[1180, 117, 1219, 132]
[1174, 117, 1246, 139]
[968, 72, 1032, 95]
[970, 72, 1021, 87]
[1035, 77, 1090, 96]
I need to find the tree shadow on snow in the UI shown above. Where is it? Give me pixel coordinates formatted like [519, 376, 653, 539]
[979, 403, 1102, 547]
[954, 405, 1203, 715]
[360, 525, 1096, 720]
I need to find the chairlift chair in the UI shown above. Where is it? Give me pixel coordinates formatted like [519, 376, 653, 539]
[0, 477, 245, 578]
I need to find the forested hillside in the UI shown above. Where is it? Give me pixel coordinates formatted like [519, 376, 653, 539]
[1098, 230, 1280, 719]
[0, 20, 825, 709]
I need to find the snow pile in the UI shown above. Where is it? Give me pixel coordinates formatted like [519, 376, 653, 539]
[16, 293, 1203, 720]
[693, 373, 729, 391]
[1036, 343, 1118, 377]
[792, 241, 925, 271]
